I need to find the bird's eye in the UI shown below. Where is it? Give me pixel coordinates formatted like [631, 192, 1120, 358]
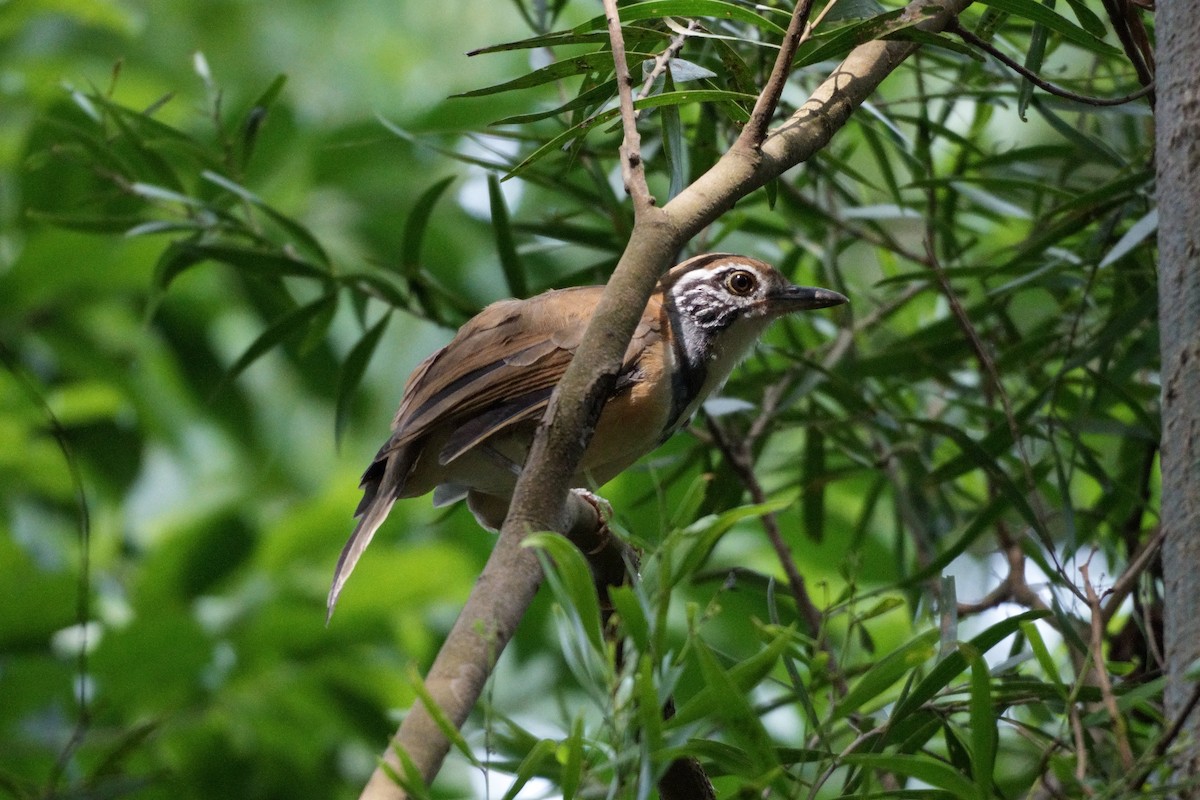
[725, 270, 756, 296]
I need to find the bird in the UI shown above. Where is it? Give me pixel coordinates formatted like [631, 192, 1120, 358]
[327, 252, 847, 617]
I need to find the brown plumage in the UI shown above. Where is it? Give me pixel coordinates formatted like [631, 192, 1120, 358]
[328, 253, 847, 617]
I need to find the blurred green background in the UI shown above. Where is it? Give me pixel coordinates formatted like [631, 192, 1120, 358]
[1, 0, 1162, 797]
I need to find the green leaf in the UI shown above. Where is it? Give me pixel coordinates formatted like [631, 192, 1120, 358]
[493, 80, 617, 126]
[608, 584, 650, 653]
[1061, 0, 1107, 37]
[214, 294, 337, 396]
[102, 100, 187, 192]
[469, 29, 616, 55]
[833, 630, 939, 720]
[1018, 14, 1050, 120]
[200, 171, 332, 267]
[967, 653, 996, 795]
[672, 627, 792, 727]
[659, 72, 687, 201]
[892, 611, 1049, 722]
[506, 89, 753, 178]
[573, 1, 789, 36]
[687, 636, 782, 776]
[884, 28, 986, 60]
[455, 52, 639, 98]
[335, 313, 391, 445]
[908, 418, 1046, 537]
[500, 738, 558, 800]
[795, 9, 911, 68]
[487, 172, 527, 297]
[405, 662, 481, 766]
[239, 73, 288, 167]
[400, 176, 457, 276]
[148, 241, 327, 318]
[1021, 620, 1064, 689]
[634, 654, 664, 754]
[559, 716, 585, 800]
[672, 498, 793, 583]
[525, 531, 605, 655]
[1098, 207, 1157, 268]
[978, 0, 1120, 54]
[843, 754, 983, 799]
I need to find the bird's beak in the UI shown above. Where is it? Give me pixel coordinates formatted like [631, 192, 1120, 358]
[769, 285, 849, 313]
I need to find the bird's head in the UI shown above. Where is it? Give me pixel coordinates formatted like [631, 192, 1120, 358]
[660, 253, 847, 356]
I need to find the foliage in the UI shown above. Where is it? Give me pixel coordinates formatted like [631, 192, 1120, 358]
[0, 0, 1167, 798]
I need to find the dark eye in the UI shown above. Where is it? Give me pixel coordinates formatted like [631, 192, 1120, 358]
[725, 270, 756, 296]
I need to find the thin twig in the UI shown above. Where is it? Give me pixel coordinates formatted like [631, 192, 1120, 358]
[922, 227, 1075, 600]
[1097, 0, 1155, 105]
[738, 0, 819, 148]
[602, 0, 655, 210]
[702, 417, 821, 638]
[638, 20, 700, 104]
[1101, 525, 1165, 626]
[1128, 681, 1200, 791]
[947, 19, 1155, 107]
[1082, 562, 1136, 771]
[1069, 704, 1091, 790]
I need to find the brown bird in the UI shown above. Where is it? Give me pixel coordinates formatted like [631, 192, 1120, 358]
[328, 253, 847, 617]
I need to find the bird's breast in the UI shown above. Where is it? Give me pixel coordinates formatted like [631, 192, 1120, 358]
[581, 336, 677, 485]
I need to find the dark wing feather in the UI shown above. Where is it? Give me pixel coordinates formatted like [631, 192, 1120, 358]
[327, 286, 603, 620]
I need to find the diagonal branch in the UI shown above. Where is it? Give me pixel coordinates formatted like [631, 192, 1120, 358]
[947, 19, 1155, 107]
[358, 0, 974, 796]
[603, 0, 655, 212]
[738, 0, 819, 149]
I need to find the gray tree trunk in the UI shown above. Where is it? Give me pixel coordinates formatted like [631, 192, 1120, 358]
[1157, 0, 1200, 787]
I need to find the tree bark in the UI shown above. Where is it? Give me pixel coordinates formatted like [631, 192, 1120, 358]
[1157, 0, 1200, 788]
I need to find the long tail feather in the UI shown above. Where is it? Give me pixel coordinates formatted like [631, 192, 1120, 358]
[326, 494, 397, 623]
[327, 450, 408, 622]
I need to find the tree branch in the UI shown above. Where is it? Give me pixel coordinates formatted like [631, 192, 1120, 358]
[358, 0, 974, 794]
[603, 0, 655, 212]
[738, 0, 818, 149]
[947, 19, 1155, 107]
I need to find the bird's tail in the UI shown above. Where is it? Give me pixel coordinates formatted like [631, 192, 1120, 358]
[326, 450, 406, 622]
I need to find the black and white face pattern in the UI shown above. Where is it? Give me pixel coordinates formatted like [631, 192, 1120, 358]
[654, 255, 784, 433]
[669, 261, 779, 329]
[655, 253, 846, 437]
[665, 257, 784, 367]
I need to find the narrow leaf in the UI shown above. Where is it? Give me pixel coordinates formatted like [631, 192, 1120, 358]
[455, 52, 641, 98]
[200, 171, 331, 267]
[500, 739, 558, 800]
[659, 72, 687, 200]
[335, 314, 391, 445]
[573, 0, 789, 36]
[405, 662, 481, 767]
[842, 754, 982, 799]
[967, 653, 996, 795]
[979, 0, 1120, 54]
[487, 172, 527, 297]
[608, 584, 651, 653]
[525, 531, 605, 654]
[1018, 17, 1050, 120]
[832, 630, 939, 720]
[1098, 207, 1157, 268]
[400, 176, 457, 276]
[215, 294, 336, 396]
[892, 610, 1048, 721]
[802, 429, 826, 542]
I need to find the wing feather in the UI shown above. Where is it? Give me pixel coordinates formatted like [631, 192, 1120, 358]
[328, 283, 669, 621]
